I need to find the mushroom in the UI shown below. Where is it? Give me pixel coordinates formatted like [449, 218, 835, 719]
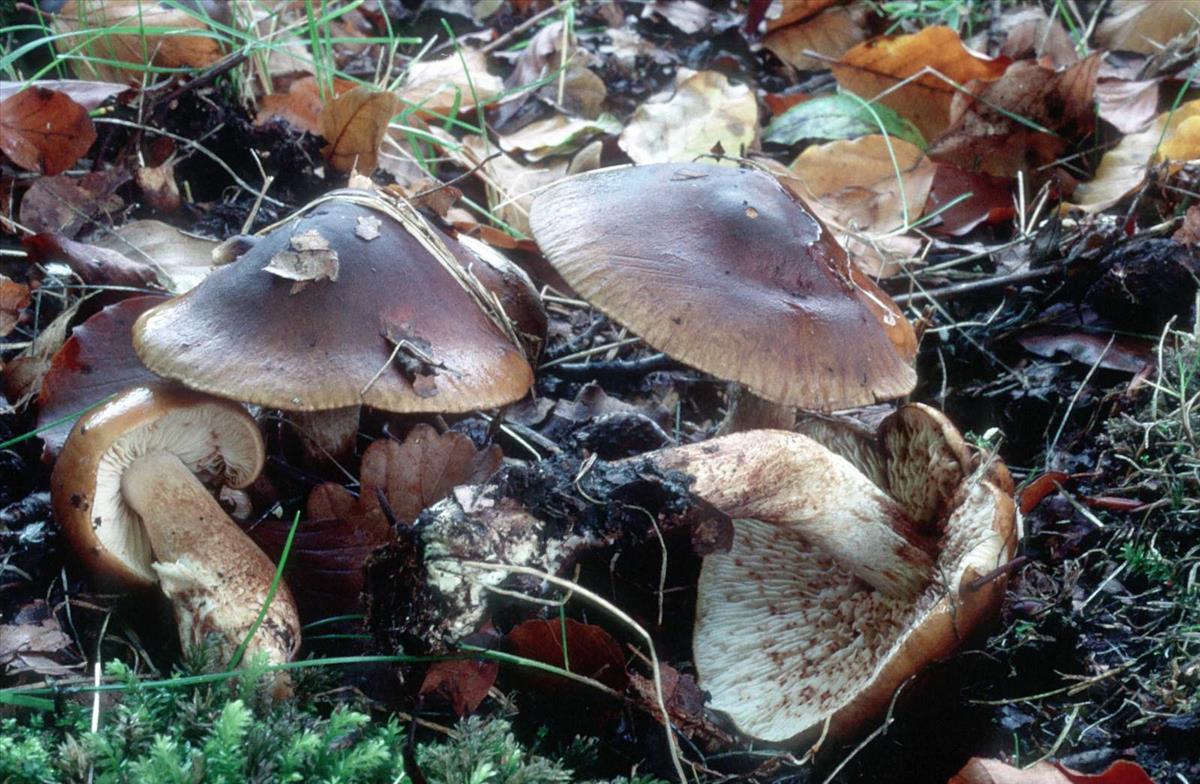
[528, 163, 917, 430]
[51, 384, 300, 668]
[671, 404, 1016, 745]
[132, 189, 544, 458]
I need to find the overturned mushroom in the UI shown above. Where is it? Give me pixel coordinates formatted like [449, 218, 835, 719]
[529, 163, 917, 430]
[684, 404, 1016, 744]
[133, 189, 544, 458]
[51, 384, 300, 668]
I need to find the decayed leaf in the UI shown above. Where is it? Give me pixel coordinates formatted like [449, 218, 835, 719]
[0, 79, 128, 108]
[832, 26, 1008, 140]
[399, 50, 504, 120]
[763, 92, 925, 148]
[22, 233, 163, 290]
[418, 627, 501, 716]
[764, 2, 871, 72]
[628, 664, 731, 749]
[93, 219, 220, 293]
[928, 55, 1100, 179]
[36, 296, 164, 457]
[257, 76, 355, 135]
[319, 86, 400, 175]
[783, 135, 935, 275]
[503, 618, 628, 693]
[1066, 99, 1200, 213]
[950, 757, 1155, 784]
[53, 0, 224, 82]
[997, 7, 1079, 69]
[1095, 77, 1160, 134]
[460, 135, 571, 235]
[1018, 332, 1154, 374]
[0, 88, 96, 176]
[262, 228, 340, 294]
[1095, 0, 1200, 55]
[619, 69, 758, 164]
[135, 158, 181, 213]
[0, 275, 31, 337]
[646, 0, 713, 34]
[1175, 205, 1200, 246]
[498, 114, 622, 161]
[923, 164, 1014, 235]
[0, 616, 76, 678]
[18, 169, 129, 237]
[2, 300, 79, 408]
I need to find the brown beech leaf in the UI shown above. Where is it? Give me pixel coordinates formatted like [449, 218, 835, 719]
[1018, 332, 1154, 374]
[1095, 0, 1200, 55]
[1017, 471, 1070, 515]
[257, 75, 357, 136]
[832, 26, 1009, 140]
[503, 618, 628, 694]
[997, 7, 1079, 68]
[619, 69, 758, 164]
[764, 1, 870, 72]
[1095, 77, 1159, 134]
[628, 664, 731, 749]
[399, 50, 503, 120]
[418, 627, 501, 716]
[928, 55, 1100, 179]
[0, 79, 128, 108]
[2, 300, 79, 409]
[93, 219, 219, 294]
[0, 615, 76, 678]
[319, 86, 400, 174]
[0, 88, 96, 176]
[19, 169, 129, 237]
[459, 134, 572, 235]
[53, 0, 224, 82]
[923, 164, 1014, 235]
[1174, 205, 1200, 246]
[949, 757, 1155, 784]
[36, 296, 164, 458]
[0, 275, 31, 337]
[23, 234, 163, 290]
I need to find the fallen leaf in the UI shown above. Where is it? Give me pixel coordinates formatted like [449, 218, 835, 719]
[262, 228, 340, 294]
[459, 135, 572, 235]
[1066, 99, 1200, 213]
[1095, 77, 1159, 134]
[784, 135, 935, 274]
[763, 0, 841, 32]
[1174, 205, 1200, 246]
[0, 275, 31, 337]
[998, 7, 1079, 68]
[23, 233, 163, 290]
[0, 79, 128, 108]
[355, 215, 381, 240]
[928, 55, 1100, 179]
[418, 627, 501, 716]
[319, 86, 400, 175]
[764, 2, 871, 72]
[832, 26, 1009, 140]
[399, 49, 504, 120]
[628, 664, 731, 749]
[646, 0, 713, 34]
[1017, 471, 1070, 515]
[0, 88, 97, 175]
[18, 169, 129, 237]
[1018, 332, 1154, 373]
[135, 158, 181, 213]
[763, 92, 925, 148]
[36, 296, 164, 457]
[1095, 0, 1200, 55]
[0, 616, 76, 678]
[923, 164, 1014, 235]
[53, 0, 225, 82]
[2, 300, 79, 409]
[92, 219, 220, 293]
[503, 618, 628, 694]
[499, 113, 622, 162]
[619, 69, 758, 164]
[950, 757, 1155, 784]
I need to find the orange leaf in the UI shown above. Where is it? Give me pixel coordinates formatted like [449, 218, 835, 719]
[319, 86, 400, 174]
[1017, 471, 1069, 515]
[0, 88, 96, 176]
[950, 757, 1155, 784]
[764, 2, 870, 72]
[0, 275, 30, 338]
[832, 26, 1008, 140]
[504, 618, 628, 693]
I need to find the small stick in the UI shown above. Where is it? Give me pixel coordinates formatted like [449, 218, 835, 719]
[892, 266, 1058, 306]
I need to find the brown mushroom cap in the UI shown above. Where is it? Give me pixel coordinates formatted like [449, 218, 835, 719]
[132, 193, 534, 413]
[51, 383, 265, 590]
[690, 405, 1017, 744]
[529, 163, 917, 410]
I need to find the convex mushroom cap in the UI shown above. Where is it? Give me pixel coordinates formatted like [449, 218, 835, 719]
[133, 190, 540, 415]
[660, 404, 1016, 744]
[51, 384, 300, 666]
[529, 163, 917, 410]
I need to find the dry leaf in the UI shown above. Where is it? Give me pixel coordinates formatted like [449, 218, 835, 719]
[784, 135, 935, 275]
[135, 158, 181, 213]
[1018, 332, 1154, 374]
[646, 0, 713, 34]
[0, 275, 31, 337]
[0, 616, 76, 678]
[1174, 205, 1200, 246]
[319, 86, 400, 175]
[503, 618, 628, 694]
[997, 7, 1079, 68]
[93, 220, 219, 293]
[400, 50, 503, 120]
[923, 164, 1015, 235]
[498, 113, 622, 162]
[1095, 77, 1160, 134]
[460, 135, 572, 235]
[764, 2, 871, 72]
[832, 26, 1008, 140]
[619, 69, 758, 164]
[355, 215, 381, 240]
[950, 757, 1155, 784]
[262, 228, 340, 293]
[0, 88, 96, 176]
[19, 169, 129, 237]
[53, 0, 224, 82]
[928, 55, 1100, 179]
[2, 300, 79, 408]
[36, 296, 164, 457]
[418, 627, 501, 717]
[23, 233, 163, 290]
[0, 79, 128, 108]
[1066, 99, 1200, 213]
[1095, 0, 1200, 55]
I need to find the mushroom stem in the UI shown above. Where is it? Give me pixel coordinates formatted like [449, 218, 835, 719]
[716, 384, 797, 435]
[648, 431, 937, 598]
[121, 450, 300, 666]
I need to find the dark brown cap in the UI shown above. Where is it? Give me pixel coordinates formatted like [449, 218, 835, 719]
[529, 163, 917, 410]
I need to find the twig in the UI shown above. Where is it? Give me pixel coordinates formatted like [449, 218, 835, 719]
[479, 3, 563, 54]
[546, 353, 677, 380]
[892, 267, 1057, 305]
